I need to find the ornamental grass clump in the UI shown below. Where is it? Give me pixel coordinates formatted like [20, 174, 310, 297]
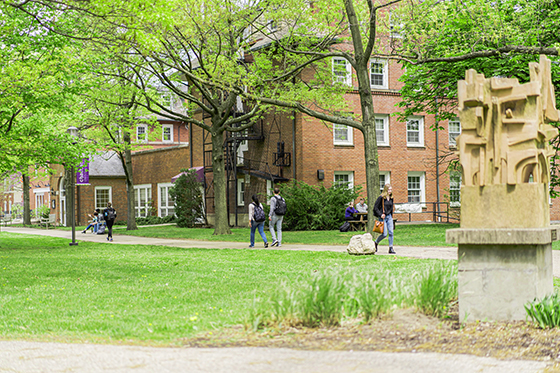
[525, 292, 560, 329]
[352, 273, 394, 322]
[299, 270, 346, 327]
[414, 262, 458, 318]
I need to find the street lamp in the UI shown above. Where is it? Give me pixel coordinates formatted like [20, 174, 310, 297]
[67, 126, 78, 246]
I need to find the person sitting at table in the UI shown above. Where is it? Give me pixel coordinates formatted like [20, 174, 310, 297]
[345, 201, 359, 221]
[355, 197, 368, 213]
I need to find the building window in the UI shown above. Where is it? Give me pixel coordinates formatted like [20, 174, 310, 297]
[449, 119, 461, 147]
[162, 125, 173, 142]
[334, 171, 354, 189]
[449, 171, 461, 207]
[95, 187, 112, 211]
[137, 125, 147, 143]
[237, 178, 245, 206]
[379, 172, 391, 193]
[332, 57, 351, 86]
[375, 115, 389, 146]
[333, 123, 353, 145]
[370, 59, 388, 89]
[158, 183, 175, 217]
[267, 19, 277, 32]
[407, 116, 424, 147]
[407, 172, 425, 204]
[134, 184, 152, 218]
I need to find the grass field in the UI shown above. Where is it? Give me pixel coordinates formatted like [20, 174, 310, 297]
[0, 232, 453, 345]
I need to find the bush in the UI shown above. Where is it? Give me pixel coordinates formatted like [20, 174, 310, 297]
[277, 180, 361, 231]
[525, 292, 560, 329]
[36, 205, 51, 219]
[169, 169, 204, 228]
[136, 215, 176, 226]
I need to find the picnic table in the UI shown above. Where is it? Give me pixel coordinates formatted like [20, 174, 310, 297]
[348, 212, 368, 231]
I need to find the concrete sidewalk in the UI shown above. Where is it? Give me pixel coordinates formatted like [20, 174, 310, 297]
[0, 226, 555, 373]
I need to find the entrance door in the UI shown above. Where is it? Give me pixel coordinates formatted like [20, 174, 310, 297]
[59, 177, 66, 226]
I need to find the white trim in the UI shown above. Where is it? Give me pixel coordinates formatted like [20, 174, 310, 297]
[406, 116, 424, 147]
[407, 172, 426, 207]
[33, 187, 50, 194]
[379, 171, 391, 192]
[162, 124, 173, 143]
[94, 186, 112, 211]
[237, 178, 245, 206]
[333, 123, 353, 146]
[157, 183, 175, 217]
[334, 171, 354, 189]
[134, 184, 152, 218]
[136, 124, 148, 143]
[449, 171, 461, 207]
[449, 119, 461, 148]
[375, 114, 390, 146]
[332, 57, 351, 86]
[370, 59, 388, 89]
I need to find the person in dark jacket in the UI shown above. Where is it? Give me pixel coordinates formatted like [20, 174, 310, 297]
[373, 184, 395, 254]
[103, 202, 117, 242]
[345, 201, 359, 221]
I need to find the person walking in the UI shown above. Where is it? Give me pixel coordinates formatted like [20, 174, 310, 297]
[103, 202, 117, 242]
[248, 195, 268, 248]
[373, 184, 395, 254]
[269, 187, 286, 247]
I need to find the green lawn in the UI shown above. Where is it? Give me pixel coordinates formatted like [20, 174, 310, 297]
[111, 223, 461, 247]
[0, 232, 452, 345]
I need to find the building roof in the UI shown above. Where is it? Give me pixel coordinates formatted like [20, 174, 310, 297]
[88, 152, 125, 177]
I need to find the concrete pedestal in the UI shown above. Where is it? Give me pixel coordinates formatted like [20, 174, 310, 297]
[447, 227, 558, 321]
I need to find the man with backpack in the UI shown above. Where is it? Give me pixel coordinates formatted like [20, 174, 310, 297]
[269, 187, 286, 247]
[103, 202, 117, 242]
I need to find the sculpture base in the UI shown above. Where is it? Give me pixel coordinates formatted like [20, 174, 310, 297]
[447, 228, 557, 321]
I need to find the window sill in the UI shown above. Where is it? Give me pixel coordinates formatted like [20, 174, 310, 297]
[334, 143, 355, 147]
[407, 144, 425, 148]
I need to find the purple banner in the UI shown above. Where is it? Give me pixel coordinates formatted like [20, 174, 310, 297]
[76, 158, 89, 185]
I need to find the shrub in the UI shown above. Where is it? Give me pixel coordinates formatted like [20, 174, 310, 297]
[169, 169, 204, 228]
[136, 215, 176, 226]
[36, 205, 51, 219]
[525, 292, 560, 329]
[414, 262, 458, 318]
[277, 180, 361, 231]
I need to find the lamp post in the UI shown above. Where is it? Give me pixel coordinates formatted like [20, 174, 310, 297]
[67, 126, 78, 246]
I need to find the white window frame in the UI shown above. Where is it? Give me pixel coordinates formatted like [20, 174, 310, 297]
[375, 114, 389, 146]
[136, 124, 148, 143]
[449, 119, 461, 148]
[162, 124, 173, 143]
[370, 59, 388, 89]
[134, 184, 152, 218]
[379, 172, 391, 193]
[406, 116, 425, 147]
[95, 187, 112, 211]
[334, 171, 354, 189]
[332, 57, 351, 86]
[267, 19, 277, 32]
[158, 183, 175, 218]
[237, 178, 245, 206]
[407, 172, 426, 207]
[333, 123, 353, 146]
[449, 171, 461, 207]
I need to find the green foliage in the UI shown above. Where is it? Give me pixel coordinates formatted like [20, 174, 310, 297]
[135, 215, 176, 226]
[36, 205, 51, 219]
[525, 292, 560, 329]
[250, 263, 458, 330]
[277, 180, 361, 231]
[169, 169, 204, 228]
[414, 262, 458, 318]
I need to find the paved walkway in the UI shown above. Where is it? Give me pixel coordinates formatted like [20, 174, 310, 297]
[0, 227, 555, 373]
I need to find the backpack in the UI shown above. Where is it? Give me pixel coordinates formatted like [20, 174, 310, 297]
[339, 221, 350, 232]
[105, 208, 116, 221]
[274, 196, 287, 216]
[253, 203, 266, 222]
[97, 223, 106, 234]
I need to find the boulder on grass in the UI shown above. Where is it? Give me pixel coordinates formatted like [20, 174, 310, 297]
[347, 233, 376, 255]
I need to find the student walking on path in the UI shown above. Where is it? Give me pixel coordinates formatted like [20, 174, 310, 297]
[269, 187, 286, 247]
[103, 202, 117, 242]
[248, 195, 268, 248]
[373, 184, 395, 254]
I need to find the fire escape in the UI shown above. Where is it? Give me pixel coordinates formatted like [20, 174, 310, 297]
[202, 105, 291, 227]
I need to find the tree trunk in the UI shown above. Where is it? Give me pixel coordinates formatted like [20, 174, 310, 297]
[22, 173, 31, 225]
[122, 133, 137, 231]
[211, 125, 231, 235]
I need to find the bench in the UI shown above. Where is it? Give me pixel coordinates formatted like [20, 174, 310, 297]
[349, 212, 368, 231]
[40, 214, 57, 229]
[1, 214, 11, 227]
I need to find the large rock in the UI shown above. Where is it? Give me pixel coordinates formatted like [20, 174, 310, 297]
[347, 233, 376, 255]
